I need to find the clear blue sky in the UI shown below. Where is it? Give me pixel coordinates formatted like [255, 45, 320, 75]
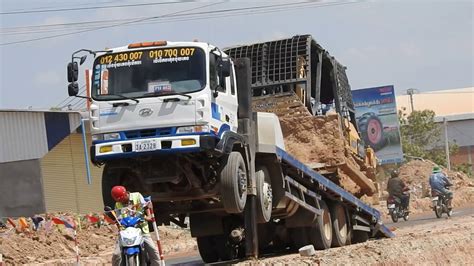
[0, 0, 473, 109]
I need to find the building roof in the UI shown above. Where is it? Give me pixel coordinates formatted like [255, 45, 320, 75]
[396, 87, 474, 116]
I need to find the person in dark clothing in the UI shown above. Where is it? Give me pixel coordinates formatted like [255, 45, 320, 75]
[387, 169, 410, 209]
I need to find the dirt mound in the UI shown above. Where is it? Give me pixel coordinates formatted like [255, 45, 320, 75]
[394, 159, 474, 214]
[0, 214, 195, 265]
[237, 214, 474, 265]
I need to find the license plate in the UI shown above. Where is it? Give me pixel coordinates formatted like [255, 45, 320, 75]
[388, 204, 395, 208]
[134, 140, 158, 152]
[432, 197, 439, 201]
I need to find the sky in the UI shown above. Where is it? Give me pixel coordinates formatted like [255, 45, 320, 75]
[0, 0, 473, 109]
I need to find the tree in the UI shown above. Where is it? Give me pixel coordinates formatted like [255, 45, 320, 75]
[398, 108, 458, 167]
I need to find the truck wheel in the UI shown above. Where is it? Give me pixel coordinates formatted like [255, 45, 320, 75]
[309, 200, 333, 250]
[330, 203, 348, 247]
[220, 152, 248, 214]
[358, 113, 386, 151]
[197, 236, 219, 263]
[256, 167, 273, 223]
[102, 164, 121, 208]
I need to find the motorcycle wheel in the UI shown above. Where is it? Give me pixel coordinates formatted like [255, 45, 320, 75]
[434, 206, 443, 219]
[403, 211, 409, 221]
[126, 254, 138, 266]
[447, 208, 453, 217]
[390, 211, 398, 223]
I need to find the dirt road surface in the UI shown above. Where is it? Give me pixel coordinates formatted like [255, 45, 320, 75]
[165, 205, 474, 265]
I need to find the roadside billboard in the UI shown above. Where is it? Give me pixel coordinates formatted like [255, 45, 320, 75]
[352, 85, 403, 165]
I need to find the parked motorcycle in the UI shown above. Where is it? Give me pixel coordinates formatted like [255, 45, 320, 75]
[105, 206, 149, 266]
[387, 194, 409, 223]
[431, 188, 453, 218]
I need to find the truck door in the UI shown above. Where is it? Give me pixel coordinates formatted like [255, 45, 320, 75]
[210, 52, 238, 135]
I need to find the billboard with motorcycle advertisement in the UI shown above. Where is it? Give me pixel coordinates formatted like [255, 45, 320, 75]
[352, 85, 403, 165]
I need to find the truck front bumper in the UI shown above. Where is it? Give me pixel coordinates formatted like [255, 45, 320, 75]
[91, 134, 217, 162]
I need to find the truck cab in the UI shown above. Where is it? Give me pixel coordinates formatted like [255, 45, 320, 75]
[78, 41, 238, 163]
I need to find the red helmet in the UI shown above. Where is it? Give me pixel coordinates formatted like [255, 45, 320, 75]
[111, 186, 128, 203]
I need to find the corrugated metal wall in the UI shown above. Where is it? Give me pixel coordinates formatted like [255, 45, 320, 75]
[0, 112, 48, 163]
[41, 133, 104, 213]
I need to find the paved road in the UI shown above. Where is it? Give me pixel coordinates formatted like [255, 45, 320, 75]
[384, 205, 474, 229]
[167, 205, 474, 265]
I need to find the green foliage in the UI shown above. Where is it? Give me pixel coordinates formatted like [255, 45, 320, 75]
[398, 108, 457, 167]
[453, 163, 473, 178]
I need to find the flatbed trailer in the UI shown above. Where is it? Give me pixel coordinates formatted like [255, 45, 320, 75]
[275, 146, 394, 239]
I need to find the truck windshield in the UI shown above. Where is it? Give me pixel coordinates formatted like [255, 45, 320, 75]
[91, 47, 206, 100]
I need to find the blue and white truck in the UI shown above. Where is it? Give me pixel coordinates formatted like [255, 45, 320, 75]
[67, 35, 393, 262]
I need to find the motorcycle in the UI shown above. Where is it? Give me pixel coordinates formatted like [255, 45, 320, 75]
[431, 188, 453, 218]
[387, 193, 409, 223]
[105, 206, 149, 266]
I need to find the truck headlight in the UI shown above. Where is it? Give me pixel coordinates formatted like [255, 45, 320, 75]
[177, 125, 209, 134]
[104, 133, 121, 140]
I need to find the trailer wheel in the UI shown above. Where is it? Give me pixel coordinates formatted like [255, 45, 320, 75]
[256, 167, 273, 223]
[330, 203, 348, 247]
[197, 236, 219, 263]
[309, 201, 333, 250]
[220, 152, 247, 213]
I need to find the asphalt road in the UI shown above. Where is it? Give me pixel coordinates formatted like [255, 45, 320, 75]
[167, 205, 474, 265]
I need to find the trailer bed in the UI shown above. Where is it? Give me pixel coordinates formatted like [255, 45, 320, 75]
[275, 147, 395, 238]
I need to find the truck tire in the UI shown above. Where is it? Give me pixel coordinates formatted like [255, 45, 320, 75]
[358, 113, 386, 151]
[330, 203, 348, 247]
[309, 201, 332, 250]
[220, 152, 248, 213]
[102, 164, 121, 208]
[256, 167, 273, 223]
[197, 236, 219, 263]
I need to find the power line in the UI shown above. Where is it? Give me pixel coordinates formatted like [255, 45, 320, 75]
[0, 0, 195, 15]
[0, 2, 221, 46]
[1, 2, 339, 36]
[1, 1, 360, 45]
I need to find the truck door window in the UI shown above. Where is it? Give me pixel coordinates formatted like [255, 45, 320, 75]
[209, 53, 226, 93]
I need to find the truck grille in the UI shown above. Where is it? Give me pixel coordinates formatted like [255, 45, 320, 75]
[124, 128, 173, 139]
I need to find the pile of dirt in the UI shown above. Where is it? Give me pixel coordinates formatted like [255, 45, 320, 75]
[396, 160, 474, 214]
[0, 215, 195, 265]
[237, 214, 474, 265]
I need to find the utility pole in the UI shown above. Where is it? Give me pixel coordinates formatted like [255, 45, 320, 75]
[444, 117, 451, 170]
[406, 88, 418, 112]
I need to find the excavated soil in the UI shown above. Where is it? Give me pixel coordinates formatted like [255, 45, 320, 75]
[237, 214, 474, 265]
[374, 159, 474, 216]
[0, 217, 196, 265]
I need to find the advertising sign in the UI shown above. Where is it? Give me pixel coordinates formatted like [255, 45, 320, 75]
[352, 85, 403, 164]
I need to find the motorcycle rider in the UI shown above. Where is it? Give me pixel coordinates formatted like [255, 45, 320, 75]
[387, 169, 410, 211]
[111, 185, 160, 266]
[429, 166, 453, 208]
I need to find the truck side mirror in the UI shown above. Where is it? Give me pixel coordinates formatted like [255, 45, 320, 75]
[67, 62, 79, 82]
[219, 58, 231, 78]
[68, 82, 79, 96]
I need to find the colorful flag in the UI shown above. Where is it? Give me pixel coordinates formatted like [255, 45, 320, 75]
[86, 214, 100, 224]
[52, 217, 76, 229]
[31, 216, 44, 231]
[18, 217, 29, 231]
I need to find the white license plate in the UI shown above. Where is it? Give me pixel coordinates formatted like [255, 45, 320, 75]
[431, 197, 439, 201]
[388, 204, 395, 208]
[134, 140, 158, 152]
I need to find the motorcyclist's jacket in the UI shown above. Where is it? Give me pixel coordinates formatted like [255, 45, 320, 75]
[387, 177, 405, 198]
[115, 192, 150, 234]
[429, 172, 452, 193]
